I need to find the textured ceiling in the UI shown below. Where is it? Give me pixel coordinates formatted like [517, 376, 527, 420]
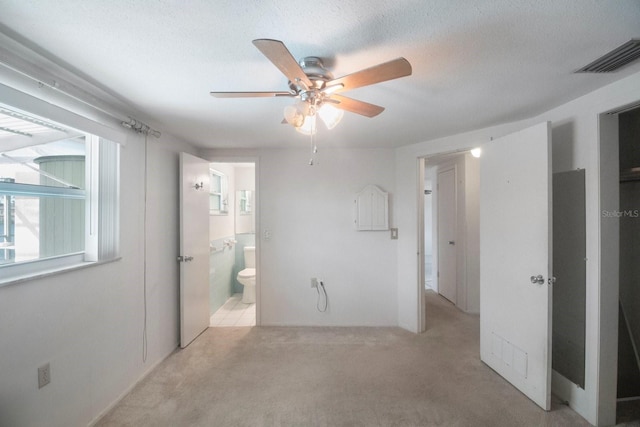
[0, 0, 639, 149]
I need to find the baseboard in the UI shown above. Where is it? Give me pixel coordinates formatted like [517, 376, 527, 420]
[87, 342, 179, 426]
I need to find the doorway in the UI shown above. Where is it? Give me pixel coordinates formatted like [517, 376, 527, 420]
[420, 150, 480, 315]
[207, 161, 258, 327]
[598, 103, 640, 424]
[615, 106, 640, 423]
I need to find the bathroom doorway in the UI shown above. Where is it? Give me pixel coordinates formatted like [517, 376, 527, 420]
[206, 161, 258, 327]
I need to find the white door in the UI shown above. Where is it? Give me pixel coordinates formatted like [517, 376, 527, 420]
[179, 152, 210, 348]
[437, 167, 457, 304]
[480, 121, 552, 410]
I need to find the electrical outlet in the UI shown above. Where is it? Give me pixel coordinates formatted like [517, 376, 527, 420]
[38, 363, 50, 389]
[311, 278, 318, 288]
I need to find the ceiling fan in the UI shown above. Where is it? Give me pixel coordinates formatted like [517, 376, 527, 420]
[210, 39, 412, 134]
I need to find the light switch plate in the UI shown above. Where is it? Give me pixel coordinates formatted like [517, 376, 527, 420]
[38, 363, 50, 389]
[390, 228, 398, 239]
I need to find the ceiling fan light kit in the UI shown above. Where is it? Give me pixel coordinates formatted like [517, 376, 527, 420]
[210, 39, 412, 134]
[284, 101, 345, 136]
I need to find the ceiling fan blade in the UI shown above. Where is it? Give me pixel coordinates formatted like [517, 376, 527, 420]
[328, 57, 412, 92]
[328, 94, 385, 117]
[252, 39, 313, 89]
[210, 91, 295, 98]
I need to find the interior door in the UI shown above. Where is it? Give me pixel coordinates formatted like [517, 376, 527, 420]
[479, 121, 552, 410]
[437, 167, 457, 304]
[179, 152, 210, 348]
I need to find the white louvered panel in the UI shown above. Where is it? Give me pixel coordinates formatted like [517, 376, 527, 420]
[98, 139, 119, 260]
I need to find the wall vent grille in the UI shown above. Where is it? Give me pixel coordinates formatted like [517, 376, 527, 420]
[576, 39, 640, 73]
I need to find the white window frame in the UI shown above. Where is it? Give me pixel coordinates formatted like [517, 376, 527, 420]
[0, 117, 120, 286]
[209, 168, 228, 215]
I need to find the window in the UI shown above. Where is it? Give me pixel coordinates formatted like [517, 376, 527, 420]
[0, 106, 119, 283]
[209, 168, 228, 215]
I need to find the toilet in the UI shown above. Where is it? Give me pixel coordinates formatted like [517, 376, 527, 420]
[237, 246, 256, 303]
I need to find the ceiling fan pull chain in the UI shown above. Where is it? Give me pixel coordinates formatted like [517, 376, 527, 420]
[309, 132, 315, 166]
[309, 120, 317, 166]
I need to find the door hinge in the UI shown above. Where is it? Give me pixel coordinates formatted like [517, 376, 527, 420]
[177, 256, 194, 262]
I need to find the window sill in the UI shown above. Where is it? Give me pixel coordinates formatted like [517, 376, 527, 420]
[0, 257, 121, 288]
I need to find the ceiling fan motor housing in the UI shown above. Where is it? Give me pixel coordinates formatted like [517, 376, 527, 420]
[289, 57, 333, 91]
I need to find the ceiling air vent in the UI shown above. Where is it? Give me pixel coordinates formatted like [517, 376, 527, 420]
[576, 39, 640, 73]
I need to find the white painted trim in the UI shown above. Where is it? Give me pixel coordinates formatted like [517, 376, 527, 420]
[0, 256, 121, 288]
[595, 112, 620, 426]
[0, 83, 126, 144]
[552, 370, 589, 419]
[0, 31, 137, 144]
[88, 344, 178, 426]
[417, 157, 426, 332]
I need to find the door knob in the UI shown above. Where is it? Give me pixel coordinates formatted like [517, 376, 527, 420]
[530, 275, 545, 285]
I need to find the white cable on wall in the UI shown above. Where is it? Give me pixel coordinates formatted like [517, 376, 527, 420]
[142, 134, 148, 363]
[317, 281, 328, 312]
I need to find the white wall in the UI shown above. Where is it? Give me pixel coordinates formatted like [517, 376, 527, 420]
[395, 70, 640, 426]
[0, 132, 195, 427]
[235, 165, 255, 191]
[254, 148, 398, 326]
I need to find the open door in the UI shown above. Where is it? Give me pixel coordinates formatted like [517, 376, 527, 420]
[480, 122, 552, 410]
[179, 152, 210, 348]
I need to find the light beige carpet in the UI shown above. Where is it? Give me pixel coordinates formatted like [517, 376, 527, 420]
[96, 292, 592, 426]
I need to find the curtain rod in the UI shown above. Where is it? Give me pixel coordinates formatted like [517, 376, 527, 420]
[121, 117, 161, 138]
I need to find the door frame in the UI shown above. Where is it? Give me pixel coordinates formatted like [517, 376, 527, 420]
[597, 108, 622, 425]
[205, 156, 260, 325]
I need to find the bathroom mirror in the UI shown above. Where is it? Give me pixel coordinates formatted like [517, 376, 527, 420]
[238, 190, 252, 215]
[235, 190, 254, 234]
[209, 168, 228, 215]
